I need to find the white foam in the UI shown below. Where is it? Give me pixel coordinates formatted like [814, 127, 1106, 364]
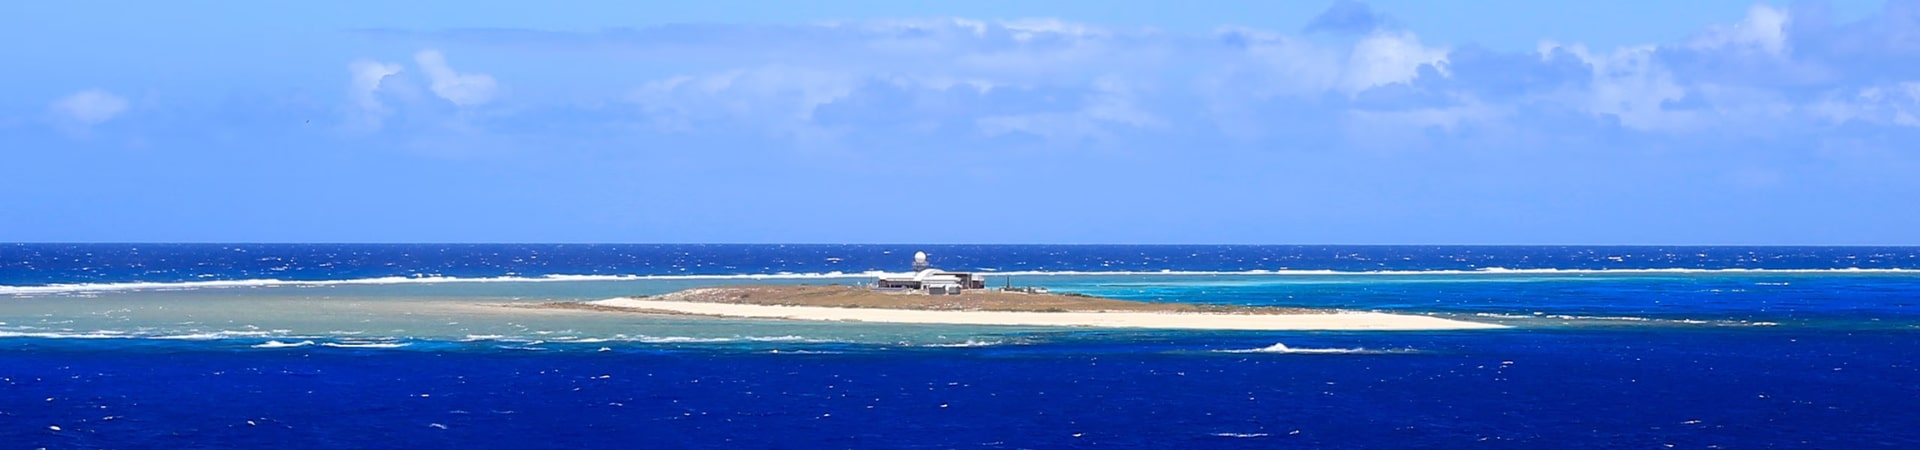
[633, 336, 735, 344]
[321, 342, 410, 349]
[744, 335, 827, 343]
[0, 330, 131, 339]
[252, 340, 315, 348]
[1471, 312, 1784, 327]
[924, 339, 1005, 348]
[1212, 433, 1271, 438]
[4, 267, 1912, 295]
[1474, 312, 1659, 322]
[1215, 342, 1392, 355]
[153, 330, 275, 340]
[0, 272, 898, 295]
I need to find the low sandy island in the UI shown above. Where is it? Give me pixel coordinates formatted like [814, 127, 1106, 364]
[540, 285, 1504, 331]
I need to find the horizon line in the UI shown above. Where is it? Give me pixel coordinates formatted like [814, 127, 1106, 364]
[7, 242, 1920, 248]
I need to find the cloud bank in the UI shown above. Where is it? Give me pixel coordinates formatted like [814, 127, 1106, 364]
[16, 1, 1920, 244]
[341, 1, 1920, 162]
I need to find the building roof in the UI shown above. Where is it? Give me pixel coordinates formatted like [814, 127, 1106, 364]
[913, 269, 960, 282]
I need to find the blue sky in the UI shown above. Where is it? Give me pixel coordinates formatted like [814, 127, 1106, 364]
[4, 1, 1917, 244]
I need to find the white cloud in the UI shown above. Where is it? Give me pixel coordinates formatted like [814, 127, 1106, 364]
[628, 66, 856, 138]
[1813, 82, 1920, 127]
[414, 49, 498, 107]
[375, 2, 1920, 153]
[1211, 27, 1447, 100]
[1690, 5, 1790, 57]
[348, 60, 403, 113]
[1343, 30, 1449, 93]
[50, 89, 129, 125]
[998, 18, 1104, 42]
[1539, 42, 1691, 131]
[345, 59, 404, 130]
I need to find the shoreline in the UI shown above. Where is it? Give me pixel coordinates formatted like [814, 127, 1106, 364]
[576, 296, 1506, 331]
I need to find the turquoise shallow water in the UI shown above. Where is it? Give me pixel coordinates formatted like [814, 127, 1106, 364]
[10, 271, 1900, 348]
[4, 244, 1918, 447]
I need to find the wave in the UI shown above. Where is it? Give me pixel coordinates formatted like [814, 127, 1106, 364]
[5, 267, 1914, 295]
[491, 334, 840, 345]
[767, 349, 844, 355]
[922, 339, 1005, 348]
[154, 330, 278, 340]
[252, 340, 315, 349]
[0, 327, 860, 348]
[631, 336, 735, 344]
[0, 272, 892, 295]
[1215, 342, 1396, 355]
[0, 330, 132, 339]
[321, 341, 411, 349]
[1470, 312, 1781, 327]
[744, 335, 828, 343]
[1, 329, 318, 341]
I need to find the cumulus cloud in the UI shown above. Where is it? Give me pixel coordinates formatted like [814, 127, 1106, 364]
[414, 49, 498, 107]
[1689, 5, 1790, 57]
[356, 1, 1920, 156]
[345, 59, 404, 129]
[348, 60, 403, 112]
[50, 89, 129, 125]
[1343, 30, 1449, 93]
[1539, 42, 1691, 131]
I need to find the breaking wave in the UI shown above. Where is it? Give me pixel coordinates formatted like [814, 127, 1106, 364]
[1471, 312, 1781, 327]
[0, 330, 132, 339]
[922, 339, 1006, 348]
[4, 267, 1914, 296]
[1214, 342, 1400, 355]
[321, 341, 411, 349]
[154, 330, 281, 340]
[252, 340, 315, 349]
[0, 272, 890, 295]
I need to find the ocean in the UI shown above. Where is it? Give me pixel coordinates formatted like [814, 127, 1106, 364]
[4, 244, 1917, 448]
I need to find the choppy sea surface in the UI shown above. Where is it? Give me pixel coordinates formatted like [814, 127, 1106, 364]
[4, 244, 1917, 448]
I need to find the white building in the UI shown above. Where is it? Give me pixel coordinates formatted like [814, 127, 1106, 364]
[874, 251, 986, 294]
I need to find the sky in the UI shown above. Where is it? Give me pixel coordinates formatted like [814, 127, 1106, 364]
[3, 0, 1917, 245]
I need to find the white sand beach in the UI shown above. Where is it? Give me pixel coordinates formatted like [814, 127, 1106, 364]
[587, 297, 1506, 331]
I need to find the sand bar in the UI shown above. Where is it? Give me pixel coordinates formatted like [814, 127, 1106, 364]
[584, 297, 1505, 331]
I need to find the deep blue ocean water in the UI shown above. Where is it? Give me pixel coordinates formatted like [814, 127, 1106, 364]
[4, 244, 1918, 448]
